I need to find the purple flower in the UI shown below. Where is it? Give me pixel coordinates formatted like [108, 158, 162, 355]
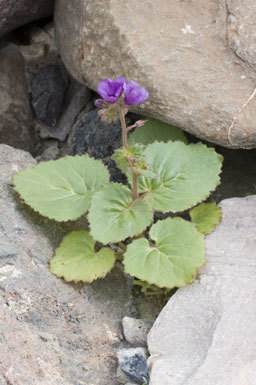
[97, 77, 126, 104]
[124, 81, 149, 105]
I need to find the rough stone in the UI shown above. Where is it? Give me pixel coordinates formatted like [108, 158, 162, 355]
[68, 109, 123, 158]
[148, 195, 256, 385]
[0, 144, 137, 385]
[55, 0, 256, 149]
[67, 109, 140, 183]
[116, 366, 132, 384]
[0, 0, 54, 36]
[0, 43, 36, 152]
[30, 64, 69, 127]
[19, 22, 58, 66]
[43, 78, 92, 141]
[117, 347, 150, 385]
[37, 140, 60, 161]
[122, 317, 153, 347]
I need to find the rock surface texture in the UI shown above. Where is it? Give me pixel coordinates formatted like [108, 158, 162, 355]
[55, 0, 256, 149]
[148, 195, 256, 385]
[0, 144, 136, 385]
[0, 43, 36, 152]
[122, 317, 153, 347]
[0, 0, 54, 36]
[117, 348, 150, 385]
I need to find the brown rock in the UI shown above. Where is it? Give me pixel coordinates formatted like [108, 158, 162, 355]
[0, 43, 36, 152]
[55, 0, 256, 148]
[0, 0, 54, 36]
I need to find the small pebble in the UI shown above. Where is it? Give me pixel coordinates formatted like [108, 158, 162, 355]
[117, 347, 149, 384]
[122, 317, 153, 347]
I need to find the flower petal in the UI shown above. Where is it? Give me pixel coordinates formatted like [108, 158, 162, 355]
[97, 78, 126, 104]
[124, 81, 149, 105]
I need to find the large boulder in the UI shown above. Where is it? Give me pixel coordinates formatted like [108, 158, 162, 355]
[55, 0, 256, 149]
[0, 144, 136, 385]
[0, 0, 54, 36]
[148, 195, 256, 385]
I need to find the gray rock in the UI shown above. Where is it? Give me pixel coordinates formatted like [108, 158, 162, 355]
[0, 43, 36, 152]
[20, 22, 58, 65]
[148, 195, 256, 385]
[31, 64, 69, 127]
[122, 317, 153, 347]
[37, 140, 60, 161]
[55, 0, 256, 149]
[0, 0, 54, 36]
[117, 347, 150, 384]
[0, 144, 137, 385]
[116, 366, 132, 384]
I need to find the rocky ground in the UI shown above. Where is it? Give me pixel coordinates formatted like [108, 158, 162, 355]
[0, 2, 256, 385]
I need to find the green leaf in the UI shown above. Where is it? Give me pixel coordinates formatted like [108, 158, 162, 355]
[88, 183, 153, 244]
[189, 202, 221, 234]
[128, 117, 187, 145]
[13, 155, 110, 221]
[136, 141, 223, 213]
[123, 217, 205, 288]
[50, 230, 116, 282]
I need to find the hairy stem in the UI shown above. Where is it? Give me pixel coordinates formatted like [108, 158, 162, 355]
[119, 108, 128, 149]
[131, 168, 139, 200]
[119, 109, 139, 201]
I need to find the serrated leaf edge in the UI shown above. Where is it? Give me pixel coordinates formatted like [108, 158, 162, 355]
[142, 141, 223, 213]
[123, 217, 206, 289]
[12, 154, 110, 222]
[190, 204, 222, 235]
[50, 231, 116, 283]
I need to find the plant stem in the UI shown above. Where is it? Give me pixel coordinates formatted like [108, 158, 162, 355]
[119, 108, 128, 149]
[131, 167, 139, 200]
[119, 108, 139, 201]
[117, 241, 126, 252]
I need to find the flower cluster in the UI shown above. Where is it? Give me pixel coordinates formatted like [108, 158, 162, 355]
[96, 77, 149, 106]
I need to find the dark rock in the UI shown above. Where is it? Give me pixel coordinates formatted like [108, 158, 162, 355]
[41, 78, 92, 141]
[0, 43, 36, 153]
[68, 109, 140, 183]
[117, 347, 150, 384]
[31, 64, 69, 127]
[68, 109, 124, 158]
[0, 0, 54, 36]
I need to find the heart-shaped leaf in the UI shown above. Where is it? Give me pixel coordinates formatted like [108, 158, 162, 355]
[50, 230, 116, 282]
[136, 141, 222, 213]
[123, 217, 205, 288]
[13, 155, 110, 221]
[88, 183, 153, 244]
[128, 117, 187, 145]
[190, 202, 221, 234]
